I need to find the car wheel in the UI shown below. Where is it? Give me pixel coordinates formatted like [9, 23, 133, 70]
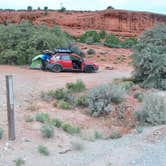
[84, 66, 94, 73]
[52, 65, 62, 73]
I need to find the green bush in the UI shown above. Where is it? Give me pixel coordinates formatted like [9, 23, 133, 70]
[104, 34, 121, 48]
[38, 145, 49, 156]
[66, 80, 86, 92]
[36, 112, 49, 123]
[40, 124, 54, 138]
[88, 84, 113, 116]
[76, 95, 89, 108]
[135, 92, 166, 125]
[14, 158, 25, 166]
[94, 131, 103, 139]
[57, 100, 71, 109]
[80, 30, 100, 44]
[0, 127, 3, 139]
[110, 130, 122, 139]
[87, 49, 95, 55]
[121, 37, 137, 48]
[62, 123, 80, 135]
[51, 118, 62, 128]
[47, 88, 72, 102]
[131, 23, 166, 90]
[0, 20, 71, 65]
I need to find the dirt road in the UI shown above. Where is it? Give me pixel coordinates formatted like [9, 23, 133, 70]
[0, 65, 131, 110]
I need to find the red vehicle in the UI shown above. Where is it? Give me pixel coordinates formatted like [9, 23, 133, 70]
[48, 53, 99, 73]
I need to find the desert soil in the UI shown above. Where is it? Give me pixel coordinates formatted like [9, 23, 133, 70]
[0, 65, 165, 166]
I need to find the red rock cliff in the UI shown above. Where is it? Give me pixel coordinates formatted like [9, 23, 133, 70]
[0, 9, 166, 37]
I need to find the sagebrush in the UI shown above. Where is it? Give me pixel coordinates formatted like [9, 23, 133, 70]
[135, 92, 166, 125]
[131, 23, 166, 90]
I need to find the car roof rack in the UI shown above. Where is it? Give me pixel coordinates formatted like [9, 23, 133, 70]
[54, 48, 72, 53]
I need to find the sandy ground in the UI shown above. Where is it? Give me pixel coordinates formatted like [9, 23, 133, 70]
[0, 65, 165, 166]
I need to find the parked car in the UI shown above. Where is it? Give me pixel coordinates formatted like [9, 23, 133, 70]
[30, 50, 98, 73]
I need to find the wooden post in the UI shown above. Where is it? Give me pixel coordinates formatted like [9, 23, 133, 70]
[6, 75, 15, 140]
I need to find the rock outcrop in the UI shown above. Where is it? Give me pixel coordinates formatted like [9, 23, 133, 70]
[0, 9, 166, 37]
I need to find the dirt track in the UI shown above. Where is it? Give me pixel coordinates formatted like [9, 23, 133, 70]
[0, 65, 131, 110]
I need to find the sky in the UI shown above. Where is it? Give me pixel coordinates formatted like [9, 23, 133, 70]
[0, 0, 166, 14]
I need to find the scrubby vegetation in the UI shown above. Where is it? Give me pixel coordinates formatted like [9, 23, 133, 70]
[36, 112, 49, 123]
[40, 124, 54, 138]
[135, 92, 166, 125]
[88, 84, 126, 116]
[132, 23, 166, 90]
[62, 123, 80, 135]
[14, 158, 25, 166]
[66, 80, 86, 92]
[110, 130, 122, 139]
[51, 118, 62, 128]
[0, 20, 72, 65]
[79, 30, 137, 48]
[0, 127, 3, 139]
[38, 145, 49, 156]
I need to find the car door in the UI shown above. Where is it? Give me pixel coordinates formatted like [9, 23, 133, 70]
[60, 54, 72, 69]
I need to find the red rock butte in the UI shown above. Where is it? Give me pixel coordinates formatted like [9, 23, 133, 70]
[0, 9, 166, 37]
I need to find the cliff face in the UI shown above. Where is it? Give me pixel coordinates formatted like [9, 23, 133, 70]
[0, 9, 166, 37]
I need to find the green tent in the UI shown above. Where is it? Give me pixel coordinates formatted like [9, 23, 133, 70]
[30, 54, 43, 69]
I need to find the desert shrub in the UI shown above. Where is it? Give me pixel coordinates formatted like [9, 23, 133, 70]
[57, 100, 71, 109]
[94, 131, 103, 139]
[0, 20, 71, 65]
[110, 130, 122, 139]
[104, 34, 121, 48]
[119, 81, 134, 90]
[66, 80, 86, 92]
[59, 6, 66, 12]
[76, 95, 89, 108]
[87, 49, 95, 55]
[88, 84, 113, 116]
[135, 92, 166, 125]
[80, 30, 100, 44]
[131, 23, 166, 90]
[47, 88, 73, 103]
[71, 141, 84, 151]
[0, 127, 3, 139]
[134, 92, 144, 102]
[62, 123, 80, 135]
[36, 112, 49, 123]
[53, 88, 70, 100]
[51, 118, 62, 128]
[38, 145, 49, 156]
[40, 124, 54, 138]
[110, 84, 126, 104]
[121, 37, 137, 48]
[14, 158, 25, 166]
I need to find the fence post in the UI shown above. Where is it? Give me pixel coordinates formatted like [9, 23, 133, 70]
[6, 75, 15, 140]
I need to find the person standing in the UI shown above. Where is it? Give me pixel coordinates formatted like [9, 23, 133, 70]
[41, 50, 52, 71]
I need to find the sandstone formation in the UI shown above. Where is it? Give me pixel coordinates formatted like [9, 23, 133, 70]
[0, 9, 166, 37]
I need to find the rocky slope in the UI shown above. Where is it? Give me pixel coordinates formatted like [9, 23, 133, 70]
[0, 9, 166, 37]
